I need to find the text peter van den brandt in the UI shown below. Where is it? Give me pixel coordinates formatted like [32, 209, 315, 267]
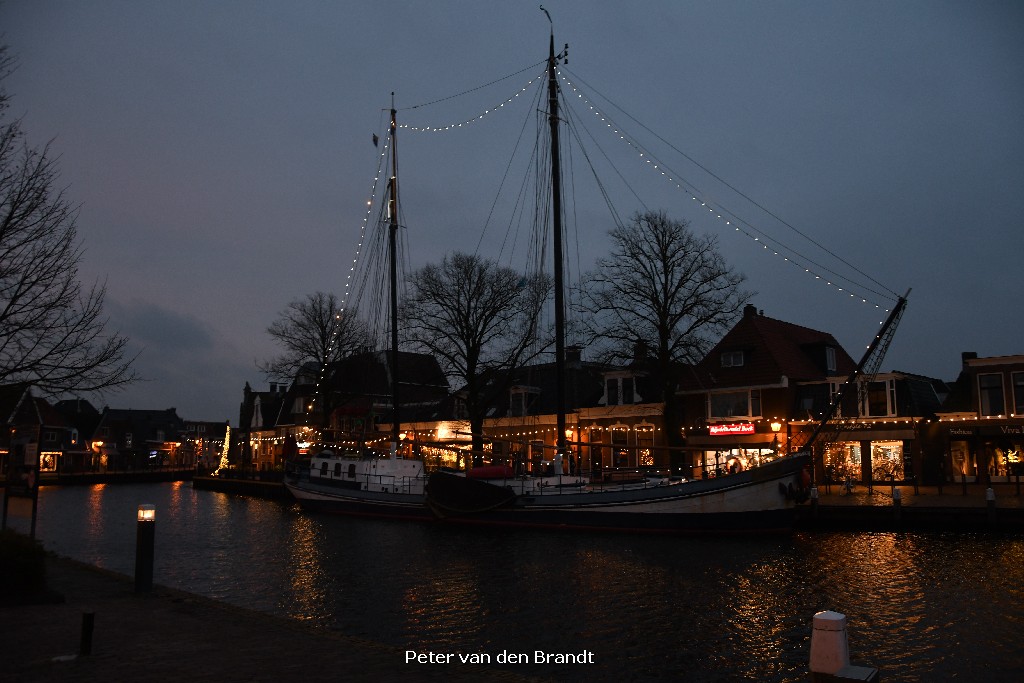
[406, 649, 595, 665]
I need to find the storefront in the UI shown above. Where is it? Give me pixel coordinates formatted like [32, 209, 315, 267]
[819, 421, 918, 484]
[686, 421, 786, 478]
[943, 420, 1024, 483]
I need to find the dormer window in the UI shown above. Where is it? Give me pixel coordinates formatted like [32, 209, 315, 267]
[721, 350, 744, 368]
[605, 375, 636, 406]
[510, 386, 540, 417]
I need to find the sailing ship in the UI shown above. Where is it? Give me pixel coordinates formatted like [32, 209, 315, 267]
[286, 28, 905, 532]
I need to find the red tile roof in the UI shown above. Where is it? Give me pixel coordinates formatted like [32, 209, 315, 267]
[682, 309, 857, 390]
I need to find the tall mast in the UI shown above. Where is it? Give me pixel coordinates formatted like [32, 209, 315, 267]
[389, 97, 401, 452]
[546, 32, 568, 460]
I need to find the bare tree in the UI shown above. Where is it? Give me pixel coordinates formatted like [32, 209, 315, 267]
[403, 252, 552, 461]
[0, 48, 136, 396]
[581, 211, 750, 465]
[258, 291, 369, 383]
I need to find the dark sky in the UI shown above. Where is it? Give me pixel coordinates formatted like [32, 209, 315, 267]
[3, 1, 1022, 423]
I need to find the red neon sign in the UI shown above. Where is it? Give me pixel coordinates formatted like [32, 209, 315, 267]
[709, 423, 756, 436]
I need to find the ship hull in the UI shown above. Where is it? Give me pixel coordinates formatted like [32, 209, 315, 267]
[426, 453, 807, 533]
[287, 454, 808, 533]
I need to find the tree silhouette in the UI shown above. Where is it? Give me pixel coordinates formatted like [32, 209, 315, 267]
[0, 47, 136, 396]
[581, 210, 750, 467]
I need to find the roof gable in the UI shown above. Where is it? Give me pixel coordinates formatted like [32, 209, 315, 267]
[685, 307, 856, 390]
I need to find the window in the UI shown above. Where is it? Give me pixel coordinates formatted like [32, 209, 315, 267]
[721, 351, 744, 367]
[1013, 372, 1024, 416]
[826, 347, 837, 373]
[709, 390, 761, 418]
[979, 373, 1005, 416]
[605, 376, 637, 406]
[865, 381, 890, 417]
[510, 388, 538, 417]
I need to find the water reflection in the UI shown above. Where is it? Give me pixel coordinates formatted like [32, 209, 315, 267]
[7, 485, 1024, 682]
[283, 514, 329, 623]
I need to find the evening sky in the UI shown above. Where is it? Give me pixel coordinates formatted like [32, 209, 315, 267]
[2, 1, 1021, 422]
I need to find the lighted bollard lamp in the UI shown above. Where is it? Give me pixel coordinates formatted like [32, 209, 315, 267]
[134, 504, 156, 593]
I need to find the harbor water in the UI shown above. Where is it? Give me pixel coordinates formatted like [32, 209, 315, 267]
[5, 481, 1023, 681]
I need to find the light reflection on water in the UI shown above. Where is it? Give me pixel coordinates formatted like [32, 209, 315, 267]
[6, 483, 1023, 681]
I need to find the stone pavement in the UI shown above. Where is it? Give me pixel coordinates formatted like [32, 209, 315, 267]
[2, 556, 549, 683]
[810, 481, 1024, 508]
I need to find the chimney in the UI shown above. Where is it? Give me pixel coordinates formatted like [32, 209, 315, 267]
[743, 304, 758, 318]
[961, 351, 978, 367]
[566, 345, 582, 366]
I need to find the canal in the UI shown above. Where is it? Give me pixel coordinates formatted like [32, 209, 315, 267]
[5, 482, 1023, 681]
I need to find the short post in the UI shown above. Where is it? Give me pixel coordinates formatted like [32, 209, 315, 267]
[986, 487, 996, 525]
[810, 485, 819, 520]
[810, 610, 879, 682]
[134, 504, 156, 593]
[79, 611, 95, 656]
[892, 487, 901, 521]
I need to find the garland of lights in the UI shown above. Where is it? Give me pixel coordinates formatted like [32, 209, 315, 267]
[398, 73, 545, 133]
[310, 138, 392, 413]
[556, 70, 892, 312]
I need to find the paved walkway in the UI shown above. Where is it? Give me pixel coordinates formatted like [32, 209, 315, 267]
[810, 482, 1024, 508]
[3, 557, 549, 683]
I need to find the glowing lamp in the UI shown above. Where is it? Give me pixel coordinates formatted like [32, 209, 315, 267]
[137, 504, 156, 522]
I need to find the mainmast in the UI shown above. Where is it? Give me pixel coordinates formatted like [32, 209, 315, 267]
[388, 98, 401, 453]
[546, 31, 568, 461]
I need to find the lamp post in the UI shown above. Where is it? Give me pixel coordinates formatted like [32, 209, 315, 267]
[770, 421, 782, 456]
[135, 504, 156, 593]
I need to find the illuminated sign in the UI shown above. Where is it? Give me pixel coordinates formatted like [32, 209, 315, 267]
[709, 423, 756, 436]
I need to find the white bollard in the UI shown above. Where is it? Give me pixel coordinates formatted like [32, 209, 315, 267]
[810, 610, 850, 675]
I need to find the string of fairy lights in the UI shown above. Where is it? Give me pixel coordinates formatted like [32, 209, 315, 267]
[390, 64, 896, 313]
[309, 135, 392, 413]
[397, 72, 545, 133]
[555, 69, 896, 313]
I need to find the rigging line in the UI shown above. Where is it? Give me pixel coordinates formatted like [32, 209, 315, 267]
[398, 61, 546, 112]
[560, 70, 885, 301]
[563, 112, 585, 338]
[559, 92, 638, 225]
[496, 109, 543, 267]
[561, 67, 898, 300]
[476, 77, 546, 260]
[313, 130, 390, 404]
[559, 72, 895, 307]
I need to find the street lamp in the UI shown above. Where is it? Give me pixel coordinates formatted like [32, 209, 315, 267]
[135, 504, 155, 593]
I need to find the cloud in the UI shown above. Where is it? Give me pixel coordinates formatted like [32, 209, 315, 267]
[107, 299, 215, 352]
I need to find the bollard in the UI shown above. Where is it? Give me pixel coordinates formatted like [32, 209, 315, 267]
[134, 504, 156, 593]
[892, 487, 901, 521]
[810, 611, 850, 676]
[986, 487, 996, 525]
[79, 611, 95, 656]
[810, 611, 880, 682]
[810, 485, 819, 520]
